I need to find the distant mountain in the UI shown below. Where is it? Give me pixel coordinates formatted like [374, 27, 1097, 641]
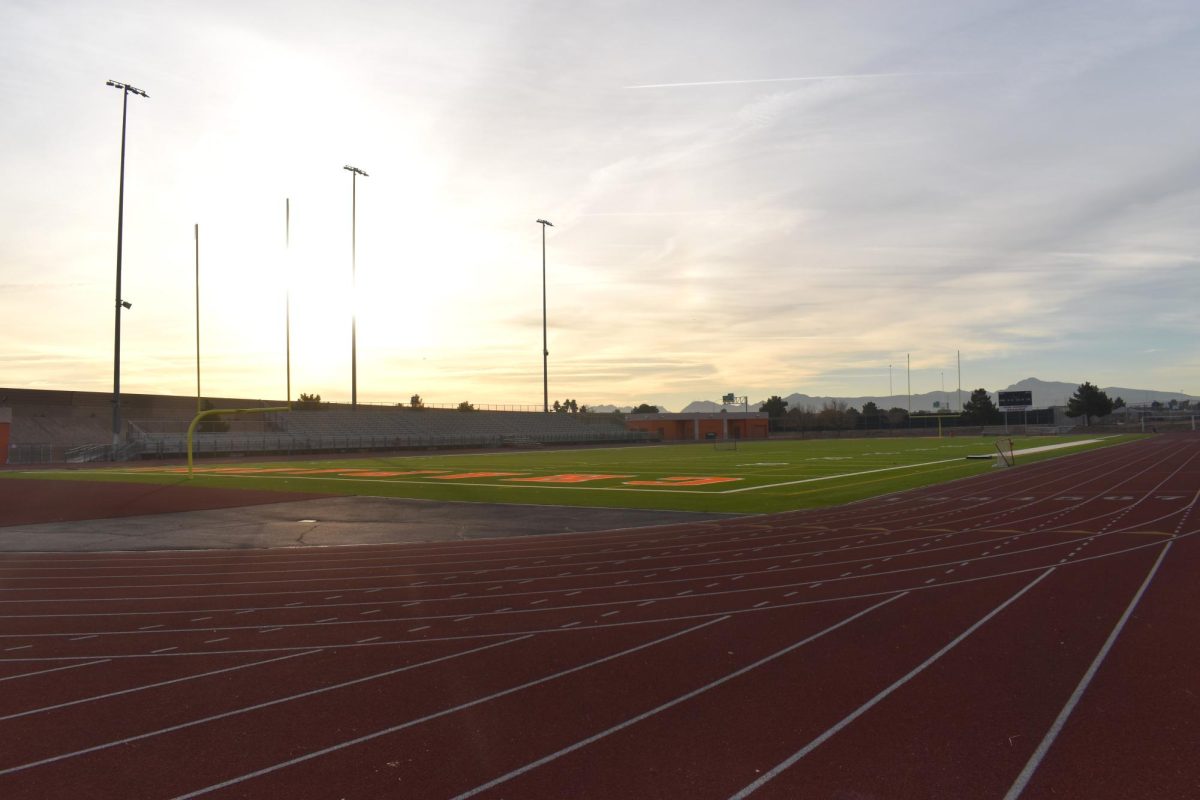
[586, 404, 634, 414]
[677, 378, 1199, 415]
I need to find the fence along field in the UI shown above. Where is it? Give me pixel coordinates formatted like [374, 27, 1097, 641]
[10, 434, 1141, 514]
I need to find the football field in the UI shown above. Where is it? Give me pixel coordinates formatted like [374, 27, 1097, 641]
[12, 434, 1140, 514]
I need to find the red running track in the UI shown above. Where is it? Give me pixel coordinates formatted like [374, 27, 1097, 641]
[0, 434, 1197, 798]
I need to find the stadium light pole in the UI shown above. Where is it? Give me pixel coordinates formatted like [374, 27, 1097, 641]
[106, 80, 148, 447]
[537, 219, 554, 413]
[344, 165, 368, 408]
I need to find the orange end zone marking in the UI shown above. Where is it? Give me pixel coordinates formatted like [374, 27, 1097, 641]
[431, 472, 526, 480]
[350, 470, 448, 478]
[506, 474, 635, 484]
[623, 476, 743, 487]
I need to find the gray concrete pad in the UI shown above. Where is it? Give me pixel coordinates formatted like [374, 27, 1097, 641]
[0, 495, 742, 552]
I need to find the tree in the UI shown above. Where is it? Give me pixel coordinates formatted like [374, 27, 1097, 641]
[409, 394, 424, 409]
[961, 389, 1002, 425]
[630, 403, 659, 414]
[1113, 397, 1126, 410]
[860, 401, 881, 429]
[456, 401, 475, 412]
[552, 400, 563, 413]
[1066, 381, 1113, 425]
[197, 399, 231, 431]
[759, 395, 789, 418]
[295, 393, 322, 411]
[887, 407, 909, 427]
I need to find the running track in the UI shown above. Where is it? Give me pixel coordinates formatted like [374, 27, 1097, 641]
[1, 434, 1197, 798]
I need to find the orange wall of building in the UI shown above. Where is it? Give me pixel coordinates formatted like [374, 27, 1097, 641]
[0, 422, 9, 464]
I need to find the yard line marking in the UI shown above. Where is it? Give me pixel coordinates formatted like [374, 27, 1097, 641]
[450, 596, 902, 800]
[1003, 544, 1172, 800]
[0, 659, 110, 684]
[728, 569, 1053, 799]
[0, 637, 529, 780]
[168, 618, 725, 800]
[0, 651, 318, 720]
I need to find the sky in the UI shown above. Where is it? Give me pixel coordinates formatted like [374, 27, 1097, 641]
[2, 0, 1198, 412]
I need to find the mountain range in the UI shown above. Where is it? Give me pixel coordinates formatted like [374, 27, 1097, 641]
[660, 378, 1199, 415]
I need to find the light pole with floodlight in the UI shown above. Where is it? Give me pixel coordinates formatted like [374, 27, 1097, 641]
[537, 219, 553, 413]
[106, 79, 148, 447]
[344, 165, 368, 407]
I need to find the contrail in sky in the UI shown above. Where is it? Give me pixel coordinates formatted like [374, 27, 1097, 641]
[625, 71, 946, 89]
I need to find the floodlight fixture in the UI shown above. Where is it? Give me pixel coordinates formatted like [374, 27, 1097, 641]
[344, 165, 368, 177]
[120, 300, 132, 309]
[107, 78, 148, 447]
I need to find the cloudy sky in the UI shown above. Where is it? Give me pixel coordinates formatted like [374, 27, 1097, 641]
[2, 0, 1198, 410]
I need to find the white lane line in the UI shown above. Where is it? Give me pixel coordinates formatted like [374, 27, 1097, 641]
[449, 595, 903, 800]
[0, 659, 109, 684]
[151, 647, 177, 654]
[0, 636, 529, 779]
[408, 626, 430, 632]
[357, 637, 381, 644]
[360, 610, 381, 616]
[138, 625, 164, 630]
[727, 568, 1054, 799]
[258, 628, 282, 634]
[205, 638, 229, 644]
[69, 635, 98, 642]
[402, 602, 421, 608]
[5, 646, 32, 652]
[1003, 543, 1173, 800]
[753, 601, 770, 609]
[190, 617, 213, 623]
[315, 618, 337, 624]
[0, 651, 314, 721]
[167, 618, 725, 800]
[560, 622, 580, 628]
[454, 617, 474, 623]
[601, 611, 620, 617]
[637, 601, 655, 607]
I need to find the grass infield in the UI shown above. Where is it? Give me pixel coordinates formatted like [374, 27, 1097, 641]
[2, 434, 1142, 514]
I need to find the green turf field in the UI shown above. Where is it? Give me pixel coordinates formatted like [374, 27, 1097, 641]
[6, 434, 1142, 514]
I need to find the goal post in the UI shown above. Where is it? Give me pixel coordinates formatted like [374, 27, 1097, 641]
[993, 438, 1015, 468]
[714, 439, 737, 452]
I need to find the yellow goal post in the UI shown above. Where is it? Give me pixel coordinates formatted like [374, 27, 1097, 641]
[187, 406, 289, 478]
